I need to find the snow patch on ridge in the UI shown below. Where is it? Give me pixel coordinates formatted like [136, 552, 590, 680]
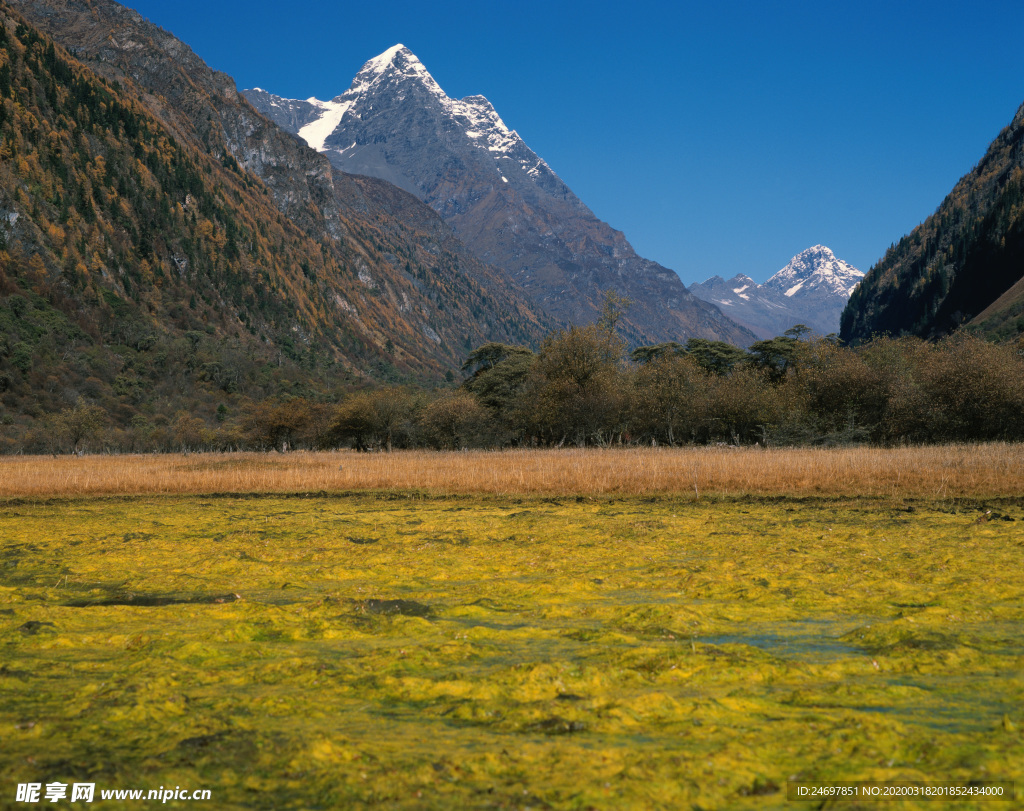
[444, 93, 554, 180]
[447, 94, 517, 155]
[298, 98, 354, 152]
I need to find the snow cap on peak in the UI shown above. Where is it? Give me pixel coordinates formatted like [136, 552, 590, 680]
[360, 44, 429, 81]
[346, 43, 442, 98]
[364, 44, 414, 74]
[764, 244, 864, 298]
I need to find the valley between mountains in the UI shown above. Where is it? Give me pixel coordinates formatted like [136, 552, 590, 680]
[2, 0, 1024, 457]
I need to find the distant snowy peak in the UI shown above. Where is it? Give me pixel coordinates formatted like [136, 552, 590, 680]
[274, 44, 549, 179]
[282, 45, 441, 153]
[765, 245, 864, 298]
[362, 44, 434, 86]
[729, 274, 757, 293]
[293, 45, 434, 152]
[688, 246, 863, 339]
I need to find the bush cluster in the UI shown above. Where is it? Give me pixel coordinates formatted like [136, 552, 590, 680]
[8, 322, 1024, 454]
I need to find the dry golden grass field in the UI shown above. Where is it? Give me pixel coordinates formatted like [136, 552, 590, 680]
[1, 442, 1023, 499]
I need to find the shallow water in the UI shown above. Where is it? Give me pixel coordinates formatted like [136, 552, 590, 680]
[700, 616, 870, 661]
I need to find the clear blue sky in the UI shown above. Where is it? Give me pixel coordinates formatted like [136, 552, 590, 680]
[123, 0, 1024, 284]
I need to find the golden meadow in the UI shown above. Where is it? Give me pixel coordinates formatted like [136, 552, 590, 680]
[2, 443, 1023, 499]
[2, 445, 1022, 809]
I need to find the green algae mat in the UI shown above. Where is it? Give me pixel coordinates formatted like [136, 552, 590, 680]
[1, 494, 1022, 809]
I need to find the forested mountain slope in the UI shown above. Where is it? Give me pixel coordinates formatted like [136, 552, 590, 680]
[841, 100, 1024, 343]
[0, 0, 555, 449]
[5, 0, 552, 371]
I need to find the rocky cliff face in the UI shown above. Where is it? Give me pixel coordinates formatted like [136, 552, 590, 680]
[690, 246, 863, 339]
[245, 45, 754, 347]
[11, 0, 554, 375]
[242, 88, 324, 135]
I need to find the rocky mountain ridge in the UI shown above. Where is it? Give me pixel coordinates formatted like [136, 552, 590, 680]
[244, 45, 755, 347]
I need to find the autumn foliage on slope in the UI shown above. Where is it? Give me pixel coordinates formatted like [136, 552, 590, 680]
[0, 3, 554, 446]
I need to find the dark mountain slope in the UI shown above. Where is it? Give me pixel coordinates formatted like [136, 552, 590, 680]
[841, 101, 1024, 343]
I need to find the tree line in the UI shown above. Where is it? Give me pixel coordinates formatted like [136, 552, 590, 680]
[14, 313, 1024, 454]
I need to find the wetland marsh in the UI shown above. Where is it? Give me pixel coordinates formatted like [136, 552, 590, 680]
[1, 450, 1023, 808]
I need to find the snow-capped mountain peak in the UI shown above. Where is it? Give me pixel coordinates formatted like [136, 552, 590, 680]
[254, 44, 557, 192]
[294, 45, 441, 151]
[348, 44, 442, 98]
[343, 47, 528, 160]
[363, 43, 415, 76]
[765, 245, 864, 298]
[689, 246, 863, 338]
[240, 48, 758, 347]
